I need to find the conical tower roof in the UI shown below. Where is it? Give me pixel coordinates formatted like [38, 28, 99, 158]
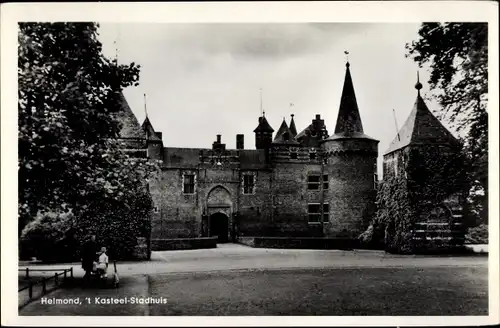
[328, 62, 376, 141]
[289, 114, 298, 137]
[253, 115, 274, 133]
[274, 118, 289, 141]
[385, 77, 460, 155]
[273, 118, 300, 145]
[115, 92, 145, 139]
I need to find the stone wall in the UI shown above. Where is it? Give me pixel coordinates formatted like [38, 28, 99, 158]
[151, 237, 217, 251]
[150, 142, 378, 240]
[322, 139, 378, 239]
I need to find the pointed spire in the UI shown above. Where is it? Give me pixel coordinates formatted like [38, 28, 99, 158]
[273, 118, 300, 145]
[273, 118, 290, 142]
[144, 93, 148, 118]
[384, 77, 459, 154]
[327, 60, 377, 142]
[334, 61, 364, 136]
[289, 113, 298, 137]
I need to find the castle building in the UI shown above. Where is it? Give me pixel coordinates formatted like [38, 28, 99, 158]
[116, 62, 464, 248]
[117, 62, 379, 243]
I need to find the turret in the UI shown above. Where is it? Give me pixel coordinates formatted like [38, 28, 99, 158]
[253, 113, 274, 149]
[321, 61, 379, 238]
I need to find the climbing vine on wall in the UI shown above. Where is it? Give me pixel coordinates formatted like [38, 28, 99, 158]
[361, 145, 469, 254]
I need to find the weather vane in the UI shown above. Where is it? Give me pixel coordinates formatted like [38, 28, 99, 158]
[344, 50, 350, 62]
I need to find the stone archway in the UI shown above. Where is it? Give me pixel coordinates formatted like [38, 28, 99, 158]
[205, 185, 233, 243]
[209, 212, 229, 243]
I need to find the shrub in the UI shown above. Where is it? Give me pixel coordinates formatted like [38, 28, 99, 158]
[74, 190, 153, 261]
[19, 189, 153, 262]
[465, 224, 488, 244]
[20, 211, 78, 262]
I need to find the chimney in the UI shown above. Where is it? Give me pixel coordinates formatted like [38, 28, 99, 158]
[216, 134, 221, 144]
[315, 114, 321, 120]
[236, 134, 244, 150]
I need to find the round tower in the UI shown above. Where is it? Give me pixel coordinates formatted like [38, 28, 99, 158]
[321, 62, 379, 239]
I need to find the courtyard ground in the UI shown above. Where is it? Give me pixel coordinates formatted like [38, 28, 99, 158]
[18, 244, 488, 316]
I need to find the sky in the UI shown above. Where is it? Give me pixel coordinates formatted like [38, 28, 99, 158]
[97, 23, 455, 173]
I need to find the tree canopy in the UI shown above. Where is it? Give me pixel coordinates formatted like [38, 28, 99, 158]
[18, 22, 159, 248]
[406, 23, 488, 225]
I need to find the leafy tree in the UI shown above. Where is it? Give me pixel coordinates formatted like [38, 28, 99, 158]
[406, 23, 488, 226]
[18, 23, 159, 258]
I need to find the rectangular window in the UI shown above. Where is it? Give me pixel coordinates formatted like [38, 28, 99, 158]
[307, 175, 320, 190]
[308, 203, 329, 223]
[183, 174, 195, 194]
[308, 204, 321, 223]
[243, 174, 255, 194]
[323, 203, 329, 221]
[323, 174, 329, 190]
[309, 152, 316, 160]
[290, 152, 298, 160]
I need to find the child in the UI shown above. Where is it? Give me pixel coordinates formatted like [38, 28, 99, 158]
[96, 247, 109, 279]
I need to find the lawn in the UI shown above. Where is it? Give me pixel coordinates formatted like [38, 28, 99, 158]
[148, 267, 488, 316]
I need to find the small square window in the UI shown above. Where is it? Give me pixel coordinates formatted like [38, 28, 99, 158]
[309, 152, 316, 160]
[290, 152, 298, 160]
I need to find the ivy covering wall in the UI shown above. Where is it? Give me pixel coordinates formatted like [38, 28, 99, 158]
[361, 145, 469, 253]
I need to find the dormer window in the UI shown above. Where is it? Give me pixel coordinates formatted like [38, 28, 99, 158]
[289, 147, 298, 160]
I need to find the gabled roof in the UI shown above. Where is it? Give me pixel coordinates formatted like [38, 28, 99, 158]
[384, 87, 460, 155]
[253, 115, 274, 133]
[289, 114, 298, 137]
[296, 125, 310, 140]
[327, 62, 377, 141]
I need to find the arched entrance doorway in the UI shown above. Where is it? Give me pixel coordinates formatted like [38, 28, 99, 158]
[209, 212, 229, 243]
[205, 185, 233, 243]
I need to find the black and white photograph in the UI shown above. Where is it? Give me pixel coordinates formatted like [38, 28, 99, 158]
[1, 1, 498, 326]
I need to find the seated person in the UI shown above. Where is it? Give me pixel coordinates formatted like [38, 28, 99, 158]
[96, 247, 109, 278]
